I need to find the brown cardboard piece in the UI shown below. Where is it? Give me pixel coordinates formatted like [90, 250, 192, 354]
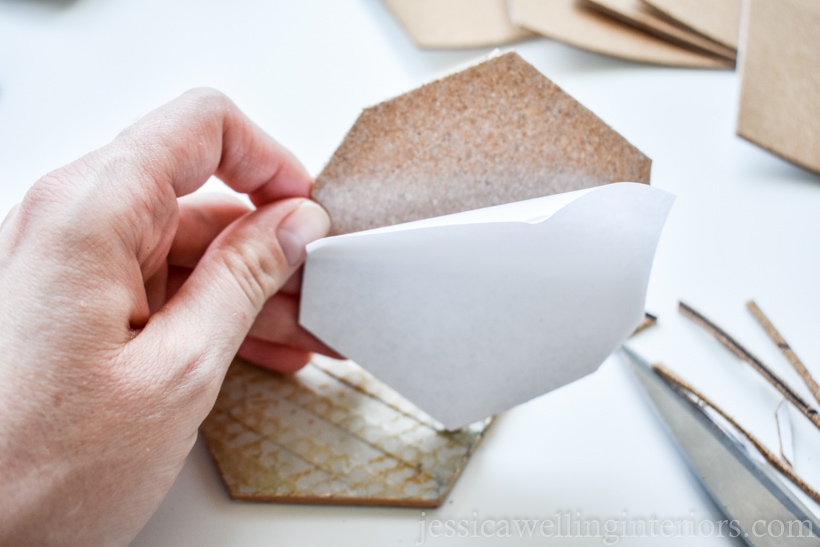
[642, 0, 742, 50]
[737, 0, 820, 175]
[584, 0, 736, 62]
[312, 52, 651, 236]
[382, 0, 533, 49]
[508, 0, 732, 68]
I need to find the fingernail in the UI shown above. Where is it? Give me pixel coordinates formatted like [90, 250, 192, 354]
[277, 200, 330, 266]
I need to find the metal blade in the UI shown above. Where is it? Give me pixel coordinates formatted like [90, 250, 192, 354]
[620, 346, 820, 546]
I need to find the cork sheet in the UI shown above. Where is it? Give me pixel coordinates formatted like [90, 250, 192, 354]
[312, 52, 651, 236]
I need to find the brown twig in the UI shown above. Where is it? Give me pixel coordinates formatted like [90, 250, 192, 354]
[747, 300, 820, 407]
[678, 301, 820, 432]
[632, 312, 658, 336]
[653, 363, 820, 505]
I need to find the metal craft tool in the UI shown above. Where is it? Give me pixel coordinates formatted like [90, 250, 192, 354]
[621, 346, 820, 546]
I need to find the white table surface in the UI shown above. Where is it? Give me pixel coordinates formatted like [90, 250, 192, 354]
[2, 1, 819, 545]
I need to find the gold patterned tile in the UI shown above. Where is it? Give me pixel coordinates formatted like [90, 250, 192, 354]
[201, 355, 490, 507]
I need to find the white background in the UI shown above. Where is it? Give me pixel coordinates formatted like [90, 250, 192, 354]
[1, 0, 819, 545]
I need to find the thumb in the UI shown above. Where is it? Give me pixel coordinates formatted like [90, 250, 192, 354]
[134, 197, 329, 392]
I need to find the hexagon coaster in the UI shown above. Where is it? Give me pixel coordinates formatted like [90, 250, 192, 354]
[201, 356, 490, 507]
[203, 52, 655, 506]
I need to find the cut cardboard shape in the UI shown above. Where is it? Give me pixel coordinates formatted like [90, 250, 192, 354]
[201, 356, 489, 506]
[312, 52, 652, 236]
[737, 0, 820, 175]
[508, 0, 732, 68]
[301, 183, 674, 429]
[584, 0, 736, 62]
[642, 0, 741, 50]
[382, 0, 533, 49]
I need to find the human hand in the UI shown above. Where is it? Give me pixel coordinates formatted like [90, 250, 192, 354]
[0, 89, 334, 545]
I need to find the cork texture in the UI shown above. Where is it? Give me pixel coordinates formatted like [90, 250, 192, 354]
[313, 52, 652, 236]
[737, 0, 820, 175]
[382, 0, 533, 49]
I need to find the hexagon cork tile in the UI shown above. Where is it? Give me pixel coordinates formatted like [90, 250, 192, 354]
[202, 51, 653, 507]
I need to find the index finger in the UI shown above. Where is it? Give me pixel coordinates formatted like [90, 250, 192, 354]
[115, 88, 312, 204]
[16, 88, 312, 263]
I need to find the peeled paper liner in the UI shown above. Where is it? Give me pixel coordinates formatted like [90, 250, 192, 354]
[509, 0, 733, 68]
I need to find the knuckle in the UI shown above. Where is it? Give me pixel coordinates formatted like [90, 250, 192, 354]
[218, 240, 286, 306]
[26, 165, 85, 208]
[15, 162, 96, 236]
[15, 153, 178, 271]
[182, 87, 233, 115]
[114, 341, 213, 415]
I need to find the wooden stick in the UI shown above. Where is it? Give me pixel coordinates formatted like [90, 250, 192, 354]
[747, 300, 820, 406]
[678, 301, 820, 431]
[653, 363, 820, 506]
